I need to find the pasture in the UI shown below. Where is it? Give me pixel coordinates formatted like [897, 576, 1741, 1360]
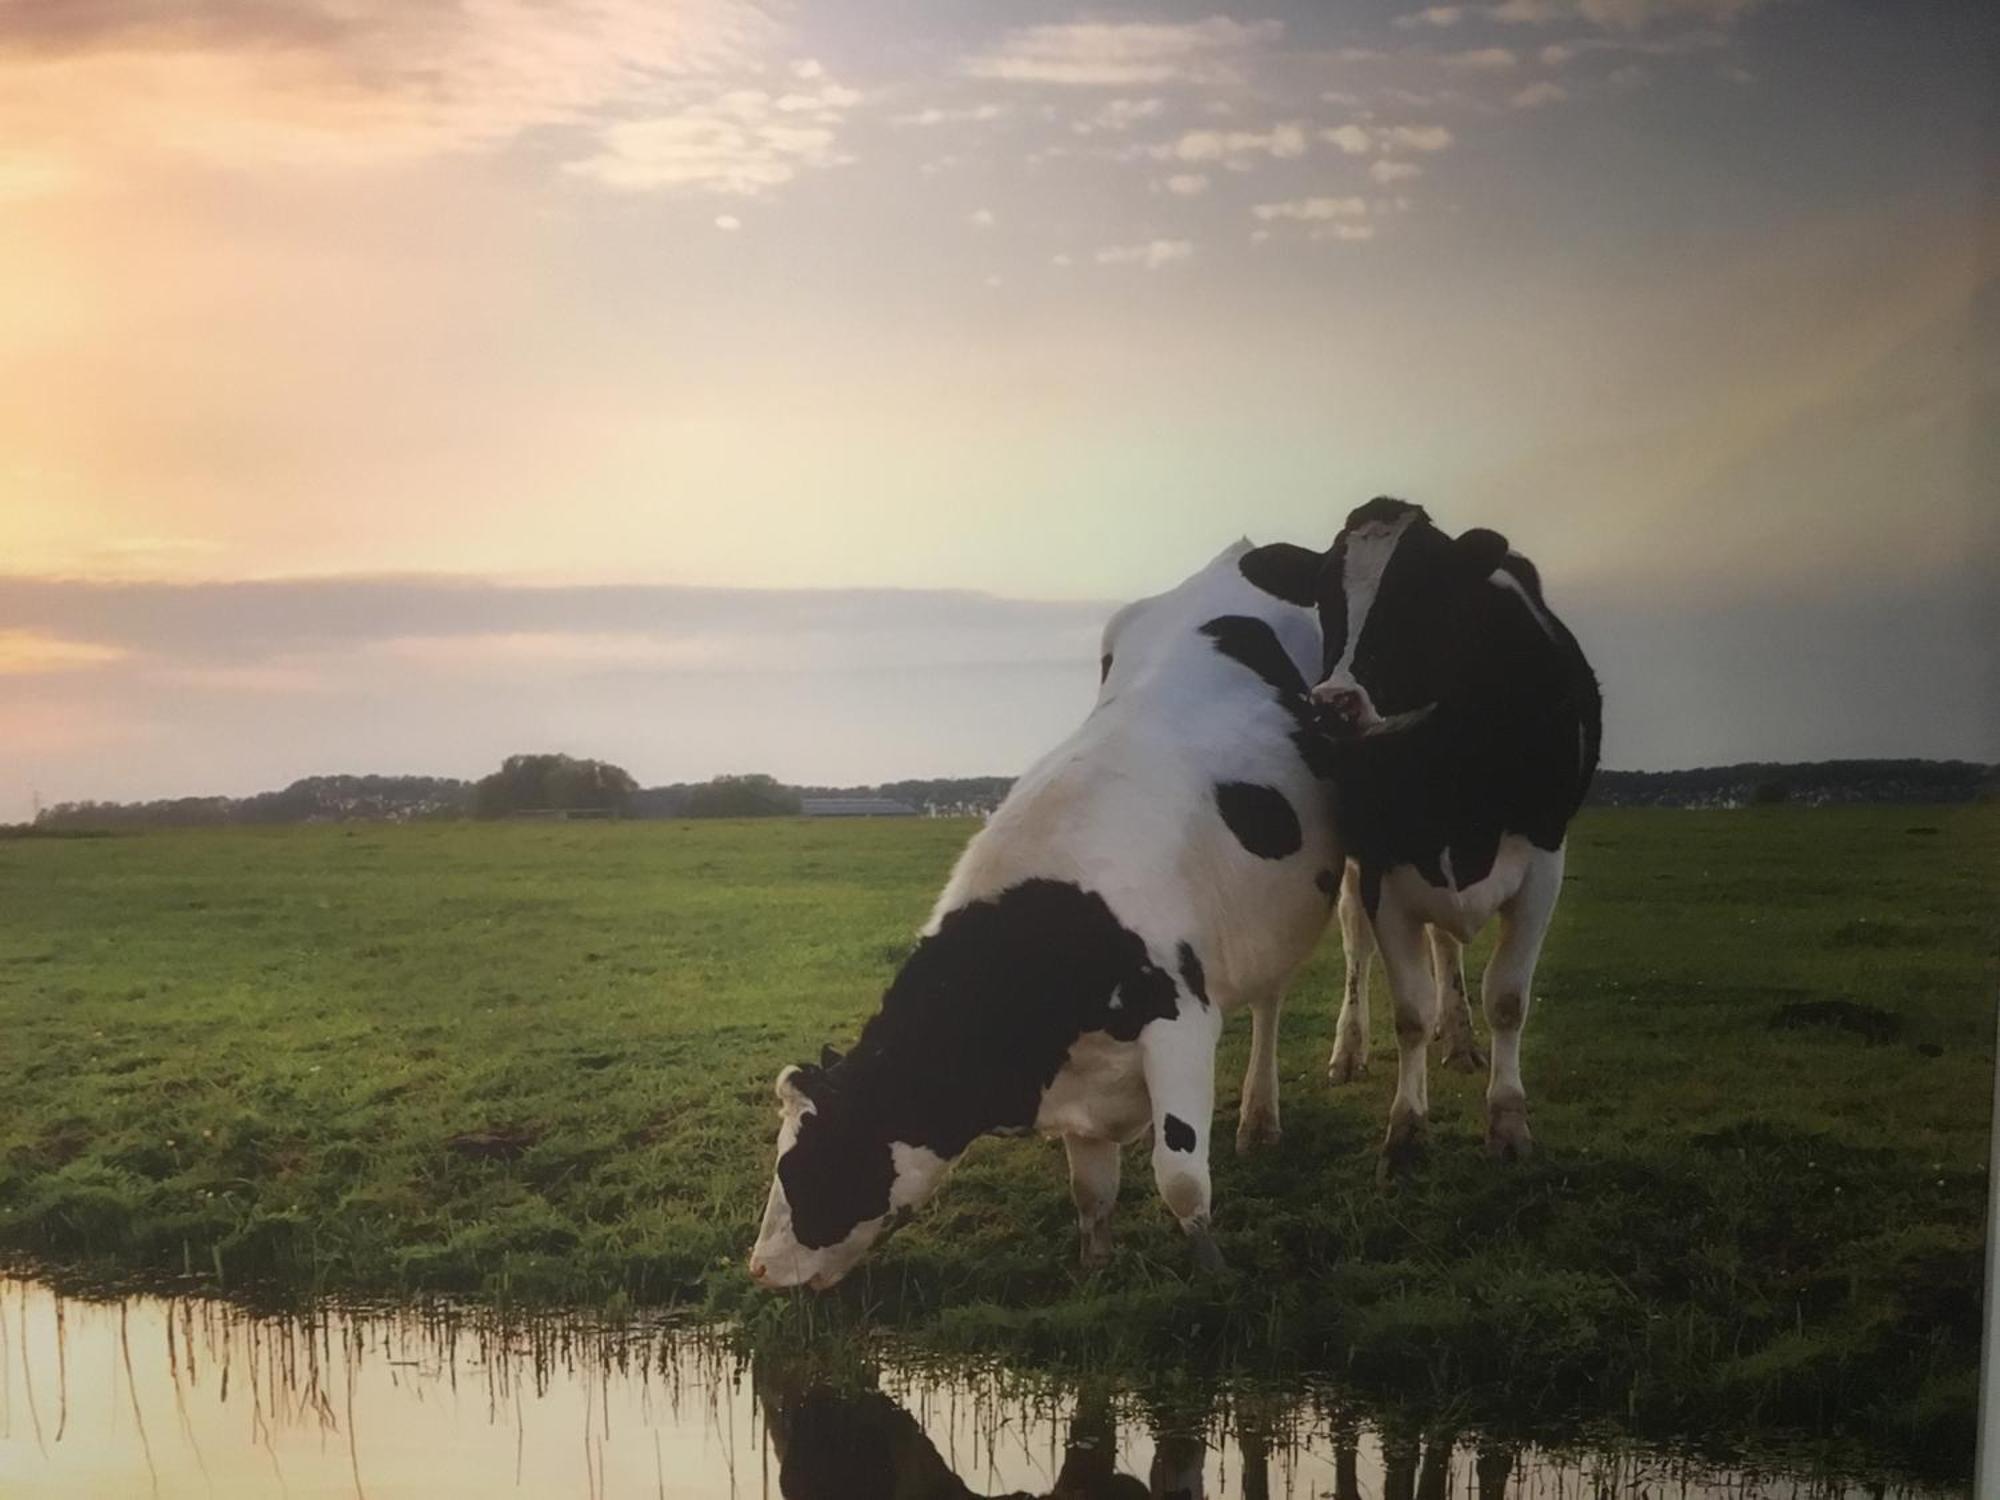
[0, 808, 1991, 1477]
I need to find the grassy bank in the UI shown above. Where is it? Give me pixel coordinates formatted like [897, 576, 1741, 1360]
[1, 810, 1992, 1476]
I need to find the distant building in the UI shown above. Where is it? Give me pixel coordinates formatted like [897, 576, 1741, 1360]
[800, 797, 918, 818]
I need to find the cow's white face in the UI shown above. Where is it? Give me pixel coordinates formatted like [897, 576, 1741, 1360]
[1309, 498, 1509, 738]
[748, 1066, 947, 1291]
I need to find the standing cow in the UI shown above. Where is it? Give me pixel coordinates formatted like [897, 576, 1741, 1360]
[748, 539, 1339, 1290]
[1308, 497, 1600, 1174]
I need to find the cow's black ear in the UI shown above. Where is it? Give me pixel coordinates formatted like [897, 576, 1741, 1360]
[1455, 527, 1510, 575]
[819, 1044, 844, 1071]
[1238, 543, 1326, 607]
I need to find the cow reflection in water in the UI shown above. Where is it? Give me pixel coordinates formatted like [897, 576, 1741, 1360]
[757, 1371, 1217, 1499]
[757, 1372, 1521, 1500]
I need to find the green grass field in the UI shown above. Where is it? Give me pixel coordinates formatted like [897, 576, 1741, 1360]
[1, 809, 1992, 1476]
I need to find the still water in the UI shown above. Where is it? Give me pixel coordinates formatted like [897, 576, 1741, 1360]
[0, 1278, 1942, 1499]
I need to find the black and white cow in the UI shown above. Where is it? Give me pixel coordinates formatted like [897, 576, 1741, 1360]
[748, 540, 1338, 1290]
[1308, 497, 1600, 1173]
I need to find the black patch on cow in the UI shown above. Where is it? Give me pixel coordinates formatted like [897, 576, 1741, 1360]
[778, 878, 1180, 1249]
[1198, 615, 1338, 781]
[1176, 941, 1209, 1007]
[1313, 505, 1601, 900]
[1162, 1113, 1197, 1152]
[1237, 542, 1324, 607]
[1315, 868, 1338, 897]
[1099, 652, 1112, 683]
[1214, 780, 1302, 860]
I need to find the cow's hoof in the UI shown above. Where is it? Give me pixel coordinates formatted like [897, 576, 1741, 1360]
[1439, 1042, 1488, 1074]
[1377, 1117, 1427, 1184]
[1327, 1046, 1369, 1086]
[1185, 1222, 1227, 1277]
[1235, 1110, 1281, 1156]
[1486, 1101, 1533, 1162]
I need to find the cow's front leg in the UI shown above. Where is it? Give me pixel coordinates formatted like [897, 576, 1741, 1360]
[1327, 864, 1374, 1084]
[1430, 928, 1486, 1073]
[1236, 987, 1285, 1154]
[1140, 1005, 1225, 1272]
[1483, 847, 1563, 1161]
[1064, 1134, 1121, 1268]
[1373, 896, 1437, 1182]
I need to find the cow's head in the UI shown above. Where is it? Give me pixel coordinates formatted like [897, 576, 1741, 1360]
[748, 1051, 948, 1291]
[1309, 497, 1511, 738]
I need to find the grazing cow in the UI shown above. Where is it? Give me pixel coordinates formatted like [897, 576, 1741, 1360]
[1309, 498, 1600, 1174]
[749, 540, 1339, 1290]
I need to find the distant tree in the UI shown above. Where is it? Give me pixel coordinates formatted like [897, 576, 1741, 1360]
[473, 754, 637, 818]
[1752, 780, 1790, 805]
[682, 773, 803, 818]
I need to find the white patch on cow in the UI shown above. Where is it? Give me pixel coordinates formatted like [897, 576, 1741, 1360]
[1036, 1030, 1150, 1141]
[1490, 565, 1558, 642]
[1329, 509, 1420, 681]
[888, 1142, 948, 1209]
[1380, 834, 1548, 944]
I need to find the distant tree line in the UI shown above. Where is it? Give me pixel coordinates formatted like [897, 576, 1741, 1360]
[29, 758, 1992, 830]
[1586, 759, 1996, 809]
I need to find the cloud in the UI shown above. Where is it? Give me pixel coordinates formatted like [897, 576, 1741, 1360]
[1311, 223, 1377, 242]
[0, 0, 782, 178]
[714, 213, 742, 230]
[1510, 80, 1570, 107]
[1491, 0, 1769, 27]
[1075, 96, 1167, 133]
[1252, 196, 1368, 222]
[1379, 124, 1456, 151]
[1445, 47, 1521, 70]
[1322, 124, 1374, 155]
[562, 71, 862, 195]
[889, 103, 1008, 126]
[968, 207, 996, 227]
[0, 629, 128, 675]
[1093, 239, 1195, 269]
[1395, 6, 1468, 26]
[1369, 158, 1424, 183]
[1164, 172, 1211, 196]
[1165, 122, 1309, 166]
[962, 17, 1282, 86]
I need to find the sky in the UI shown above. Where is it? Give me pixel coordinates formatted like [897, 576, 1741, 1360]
[0, 0, 1992, 815]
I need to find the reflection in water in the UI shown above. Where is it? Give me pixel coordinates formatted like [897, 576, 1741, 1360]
[0, 1277, 1935, 1499]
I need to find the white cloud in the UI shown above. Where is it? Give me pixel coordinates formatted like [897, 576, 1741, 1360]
[1164, 172, 1211, 196]
[1395, 6, 1467, 26]
[713, 213, 741, 229]
[1322, 124, 1374, 155]
[1093, 238, 1195, 269]
[890, 103, 1008, 126]
[1075, 96, 1166, 133]
[963, 17, 1282, 86]
[1510, 80, 1569, 107]
[1166, 122, 1308, 165]
[563, 67, 861, 195]
[1252, 196, 1368, 222]
[1369, 158, 1424, 183]
[1445, 47, 1521, 69]
[1379, 123, 1456, 151]
[1310, 222, 1376, 242]
[969, 207, 995, 227]
[1492, 0, 1769, 27]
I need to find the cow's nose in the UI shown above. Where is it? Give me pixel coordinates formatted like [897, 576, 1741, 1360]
[748, 1257, 769, 1284]
[1314, 686, 1364, 723]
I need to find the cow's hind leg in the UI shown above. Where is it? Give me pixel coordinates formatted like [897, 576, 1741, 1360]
[1482, 846, 1564, 1161]
[1140, 1005, 1226, 1272]
[1431, 928, 1486, 1073]
[1236, 986, 1285, 1154]
[1373, 894, 1438, 1182]
[1064, 1135, 1121, 1268]
[1328, 864, 1375, 1085]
